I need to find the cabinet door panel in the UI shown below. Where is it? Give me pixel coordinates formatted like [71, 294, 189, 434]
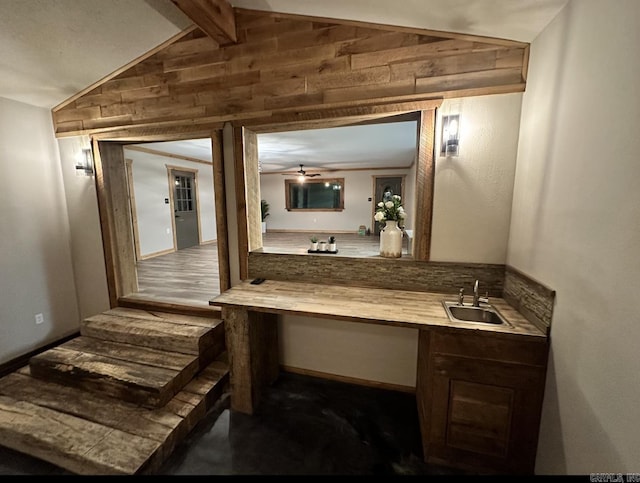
[447, 380, 513, 458]
[417, 329, 548, 474]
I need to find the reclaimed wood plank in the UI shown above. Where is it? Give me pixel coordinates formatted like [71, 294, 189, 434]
[227, 43, 337, 74]
[75, 91, 123, 109]
[211, 279, 546, 339]
[276, 24, 360, 51]
[245, 19, 314, 42]
[104, 307, 222, 329]
[29, 346, 186, 408]
[222, 307, 253, 414]
[323, 79, 416, 104]
[61, 336, 199, 373]
[337, 31, 420, 56]
[351, 39, 496, 69]
[176, 63, 229, 83]
[160, 35, 219, 59]
[54, 106, 101, 123]
[81, 313, 215, 355]
[306, 65, 390, 93]
[260, 56, 350, 83]
[0, 395, 158, 475]
[390, 50, 499, 82]
[415, 67, 523, 93]
[83, 115, 133, 130]
[0, 370, 180, 443]
[53, 9, 529, 136]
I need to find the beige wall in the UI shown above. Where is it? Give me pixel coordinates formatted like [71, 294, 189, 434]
[259, 167, 414, 234]
[123, 147, 218, 257]
[507, 0, 640, 473]
[57, 136, 110, 320]
[431, 93, 522, 264]
[0, 98, 81, 364]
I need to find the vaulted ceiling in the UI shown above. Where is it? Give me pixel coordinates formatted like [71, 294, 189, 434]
[0, 0, 568, 172]
[0, 0, 568, 109]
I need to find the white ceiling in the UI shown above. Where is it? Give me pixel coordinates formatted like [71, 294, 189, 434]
[136, 120, 419, 173]
[1, 0, 568, 170]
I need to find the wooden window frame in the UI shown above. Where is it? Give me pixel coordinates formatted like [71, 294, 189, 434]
[91, 131, 230, 315]
[233, 102, 439, 280]
[89, 100, 438, 305]
[284, 178, 345, 212]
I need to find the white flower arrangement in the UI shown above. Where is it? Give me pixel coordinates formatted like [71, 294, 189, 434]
[374, 194, 406, 227]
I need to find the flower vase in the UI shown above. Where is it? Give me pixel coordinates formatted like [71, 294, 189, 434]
[380, 220, 403, 258]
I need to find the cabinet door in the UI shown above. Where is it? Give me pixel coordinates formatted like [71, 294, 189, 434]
[417, 330, 548, 474]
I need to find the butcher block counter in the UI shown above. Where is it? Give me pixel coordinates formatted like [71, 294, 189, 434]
[209, 279, 549, 475]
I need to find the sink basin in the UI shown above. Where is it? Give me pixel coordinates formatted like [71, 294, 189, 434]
[441, 300, 511, 326]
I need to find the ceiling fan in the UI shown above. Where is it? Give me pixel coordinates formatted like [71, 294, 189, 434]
[285, 164, 321, 178]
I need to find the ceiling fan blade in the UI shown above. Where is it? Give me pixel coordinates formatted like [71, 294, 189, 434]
[307, 173, 321, 177]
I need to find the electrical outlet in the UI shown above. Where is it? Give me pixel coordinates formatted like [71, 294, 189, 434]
[35, 313, 44, 325]
[166, 228, 171, 234]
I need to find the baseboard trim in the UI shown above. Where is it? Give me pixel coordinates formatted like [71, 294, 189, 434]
[280, 365, 415, 394]
[139, 247, 175, 260]
[266, 229, 357, 234]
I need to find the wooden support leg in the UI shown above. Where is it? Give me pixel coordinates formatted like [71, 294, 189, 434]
[223, 307, 279, 414]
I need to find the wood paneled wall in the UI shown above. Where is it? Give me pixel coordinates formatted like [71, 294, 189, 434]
[52, 8, 528, 137]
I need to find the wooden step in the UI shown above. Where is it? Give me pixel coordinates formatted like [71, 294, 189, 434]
[0, 356, 229, 475]
[81, 308, 225, 369]
[29, 308, 226, 409]
[29, 336, 201, 409]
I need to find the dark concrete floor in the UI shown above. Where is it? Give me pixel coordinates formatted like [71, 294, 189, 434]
[0, 372, 461, 476]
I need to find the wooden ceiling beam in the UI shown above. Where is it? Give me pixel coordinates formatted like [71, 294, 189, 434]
[171, 0, 237, 44]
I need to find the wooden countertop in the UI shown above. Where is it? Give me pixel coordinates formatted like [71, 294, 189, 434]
[209, 280, 547, 340]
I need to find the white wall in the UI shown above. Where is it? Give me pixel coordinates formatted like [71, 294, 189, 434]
[507, 0, 640, 473]
[431, 93, 522, 264]
[124, 148, 217, 258]
[0, 97, 80, 364]
[279, 316, 419, 388]
[259, 167, 413, 233]
[57, 136, 110, 320]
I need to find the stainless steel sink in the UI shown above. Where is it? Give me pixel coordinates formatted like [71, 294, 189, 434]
[441, 300, 511, 326]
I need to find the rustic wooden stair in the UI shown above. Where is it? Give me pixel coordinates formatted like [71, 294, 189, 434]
[29, 308, 225, 408]
[0, 307, 229, 475]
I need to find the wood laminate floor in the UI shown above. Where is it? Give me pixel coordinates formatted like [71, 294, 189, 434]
[126, 232, 409, 307]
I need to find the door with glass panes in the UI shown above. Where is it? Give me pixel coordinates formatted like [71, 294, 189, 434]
[172, 169, 199, 250]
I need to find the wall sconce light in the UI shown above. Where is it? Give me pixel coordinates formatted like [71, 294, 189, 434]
[440, 114, 460, 157]
[75, 148, 95, 177]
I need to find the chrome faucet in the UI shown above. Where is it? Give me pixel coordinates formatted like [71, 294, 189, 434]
[458, 287, 465, 305]
[473, 279, 489, 307]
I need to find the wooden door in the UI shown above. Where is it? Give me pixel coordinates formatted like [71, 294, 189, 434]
[416, 330, 548, 474]
[373, 175, 404, 235]
[172, 170, 199, 250]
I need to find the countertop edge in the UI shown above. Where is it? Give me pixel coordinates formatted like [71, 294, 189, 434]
[209, 281, 548, 341]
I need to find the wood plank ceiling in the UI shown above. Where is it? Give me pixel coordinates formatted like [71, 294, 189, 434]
[52, 7, 528, 137]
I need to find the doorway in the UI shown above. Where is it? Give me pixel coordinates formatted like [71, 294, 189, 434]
[170, 168, 200, 250]
[373, 175, 405, 235]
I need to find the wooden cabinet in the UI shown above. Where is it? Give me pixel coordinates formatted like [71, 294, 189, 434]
[416, 329, 549, 474]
